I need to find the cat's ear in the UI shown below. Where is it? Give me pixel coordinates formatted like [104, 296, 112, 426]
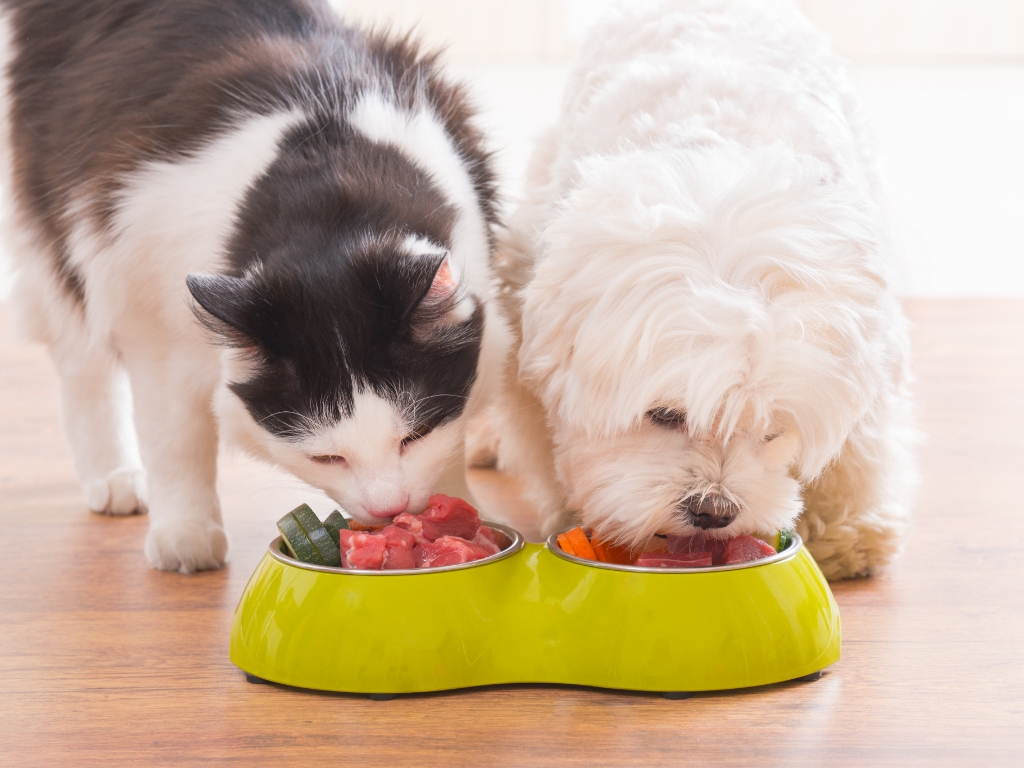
[406, 254, 471, 342]
[186, 273, 256, 347]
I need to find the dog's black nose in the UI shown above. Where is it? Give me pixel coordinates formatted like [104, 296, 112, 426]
[681, 494, 739, 529]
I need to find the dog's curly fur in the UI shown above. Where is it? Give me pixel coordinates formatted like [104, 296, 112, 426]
[489, 0, 916, 580]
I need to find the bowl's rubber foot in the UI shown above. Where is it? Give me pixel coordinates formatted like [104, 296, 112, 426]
[796, 670, 823, 683]
[245, 674, 268, 685]
[367, 693, 397, 701]
[660, 691, 693, 700]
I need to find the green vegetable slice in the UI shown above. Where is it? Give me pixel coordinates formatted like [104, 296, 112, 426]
[778, 529, 794, 552]
[322, 510, 349, 547]
[289, 504, 342, 567]
[277, 513, 318, 563]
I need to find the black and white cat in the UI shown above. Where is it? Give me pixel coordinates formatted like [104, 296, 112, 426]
[0, 0, 505, 572]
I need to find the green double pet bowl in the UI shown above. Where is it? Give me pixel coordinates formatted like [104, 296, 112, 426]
[230, 524, 840, 695]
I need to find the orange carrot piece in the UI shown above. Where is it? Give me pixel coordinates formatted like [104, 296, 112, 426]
[348, 519, 384, 532]
[592, 537, 635, 565]
[564, 526, 597, 561]
[557, 532, 577, 555]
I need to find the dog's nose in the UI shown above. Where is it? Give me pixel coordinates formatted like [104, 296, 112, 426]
[681, 494, 739, 529]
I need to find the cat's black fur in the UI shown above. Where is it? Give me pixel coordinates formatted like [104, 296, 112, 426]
[6, 0, 496, 439]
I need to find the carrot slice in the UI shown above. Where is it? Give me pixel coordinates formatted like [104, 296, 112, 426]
[556, 532, 577, 556]
[564, 526, 597, 561]
[348, 519, 384, 532]
[592, 537, 635, 565]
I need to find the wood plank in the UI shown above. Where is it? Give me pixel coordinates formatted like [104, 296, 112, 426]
[1, 299, 1022, 765]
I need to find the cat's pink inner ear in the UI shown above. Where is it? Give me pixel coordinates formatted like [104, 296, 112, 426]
[428, 257, 457, 299]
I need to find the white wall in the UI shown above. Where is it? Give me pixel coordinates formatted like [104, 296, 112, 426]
[332, 0, 1024, 64]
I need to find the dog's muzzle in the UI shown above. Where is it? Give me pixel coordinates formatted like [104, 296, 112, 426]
[678, 494, 739, 530]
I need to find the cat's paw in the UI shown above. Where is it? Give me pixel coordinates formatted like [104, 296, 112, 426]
[85, 467, 148, 516]
[145, 520, 229, 573]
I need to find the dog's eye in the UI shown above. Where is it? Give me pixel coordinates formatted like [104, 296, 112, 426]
[309, 454, 346, 465]
[401, 421, 436, 447]
[647, 408, 686, 429]
[763, 431, 783, 443]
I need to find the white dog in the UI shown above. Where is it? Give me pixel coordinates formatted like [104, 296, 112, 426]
[490, 0, 916, 580]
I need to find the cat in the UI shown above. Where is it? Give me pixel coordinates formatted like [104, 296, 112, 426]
[0, 0, 505, 572]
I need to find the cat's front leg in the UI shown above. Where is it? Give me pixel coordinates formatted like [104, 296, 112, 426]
[38, 291, 148, 516]
[122, 342, 228, 573]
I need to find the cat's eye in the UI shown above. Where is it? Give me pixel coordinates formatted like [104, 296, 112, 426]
[647, 408, 686, 429]
[309, 454, 346, 466]
[401, 422, 436, 447]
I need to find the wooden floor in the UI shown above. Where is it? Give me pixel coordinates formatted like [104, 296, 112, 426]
[1, 299, 1022, 766]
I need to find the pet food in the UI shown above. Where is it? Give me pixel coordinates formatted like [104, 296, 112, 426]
[281, 495, 505, 570]
[277, 504, 342, 567]
[557, 526, 786, 568]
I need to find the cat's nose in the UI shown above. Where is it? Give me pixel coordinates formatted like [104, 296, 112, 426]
[365, 500, 409, 519]
[679, 494, 738, 529]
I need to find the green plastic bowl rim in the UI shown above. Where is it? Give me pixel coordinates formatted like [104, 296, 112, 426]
[266, 521, 525, 575]
[546, 528, 803, 573]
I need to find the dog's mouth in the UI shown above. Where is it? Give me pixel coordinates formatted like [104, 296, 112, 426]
[676, 488, 742, 531]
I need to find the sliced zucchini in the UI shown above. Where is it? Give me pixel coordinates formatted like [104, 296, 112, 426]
[322, 510, 349, 547]
[778, 528, 794, 552]
[277, 512, 318, 563]
[290, 504, 342, 567]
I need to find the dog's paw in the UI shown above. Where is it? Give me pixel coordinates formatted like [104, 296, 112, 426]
[85, 467, 148, 516]
[145, 520, 229, 573]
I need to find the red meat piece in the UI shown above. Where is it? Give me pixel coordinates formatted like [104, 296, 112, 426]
[379, 525, 417, 570]
[669, 534, 717, 554]
[635, 534, 723, 567]
[720, 535, 777, 564]
[419, 494, 481, 540]
[472, 527, 501, 556]
[635, 549, 713, 567]
[338, 530, 387, 569]
[476, 525, 503, 548]
[415, 536, 491, 568]
[393, 512, 442, 545]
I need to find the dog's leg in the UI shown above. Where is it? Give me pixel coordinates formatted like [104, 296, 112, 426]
[122, 340, 228, 573]
[799, 388, 916, 580]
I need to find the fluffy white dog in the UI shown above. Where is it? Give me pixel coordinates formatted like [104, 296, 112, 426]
[490, 0, 916, 579]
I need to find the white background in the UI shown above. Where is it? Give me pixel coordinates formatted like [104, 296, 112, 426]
[1, 1, 1021, 298]
[331, 0, 1024, 297]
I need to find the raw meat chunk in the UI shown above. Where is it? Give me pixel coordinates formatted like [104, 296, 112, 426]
[476, 525, 503, 548]
[635, 550, 713, 568]
[418, 494, 481, 540]
[472, 527, 501, 556]
[415, 536, 492, 568]
[338, 530, 387, 569]
[720, 535, 777, 564]
[335, 496, 501, 570]
[393, 512, 442, 545]
[379, 525, 417, 570]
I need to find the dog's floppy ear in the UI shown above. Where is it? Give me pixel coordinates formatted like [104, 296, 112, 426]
[186, 273, 258, 347]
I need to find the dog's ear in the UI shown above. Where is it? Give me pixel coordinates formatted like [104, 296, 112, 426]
[187, 273, 258, 347]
